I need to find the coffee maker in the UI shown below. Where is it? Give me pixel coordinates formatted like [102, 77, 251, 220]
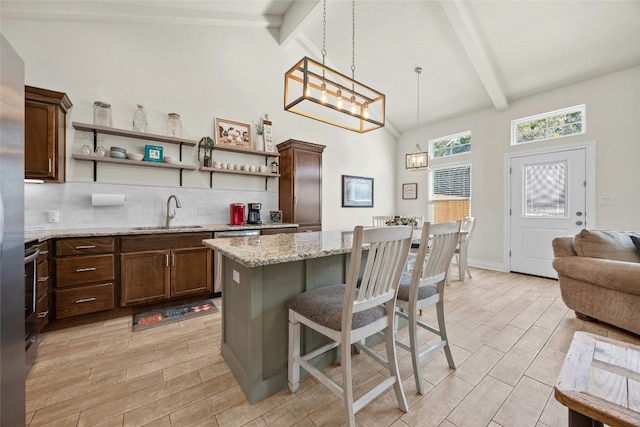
[247, 203, 262, 224]
[230, 203, 245, 225]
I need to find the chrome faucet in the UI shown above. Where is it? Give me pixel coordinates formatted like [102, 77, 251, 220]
[166, 195, 182, 228]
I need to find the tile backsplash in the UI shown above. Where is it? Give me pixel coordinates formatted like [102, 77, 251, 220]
[25, 182, 278, 229]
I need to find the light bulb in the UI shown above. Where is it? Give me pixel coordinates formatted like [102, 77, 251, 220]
[363, 102, 369, 119]
[336, 89, 343, 109]
[305, 85, 311, 97]
[350, 95, 357, 114]
[321, 82, 327, 104]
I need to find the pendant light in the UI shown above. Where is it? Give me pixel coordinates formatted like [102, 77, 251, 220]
[284, 0, 385, 133]
[406, 67, 430, 170]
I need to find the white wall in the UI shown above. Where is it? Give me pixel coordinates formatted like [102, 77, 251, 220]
[2, 18, 397, 231]
[397, 66, 640, 267]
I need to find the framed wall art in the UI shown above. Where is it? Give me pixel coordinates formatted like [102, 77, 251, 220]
[215, 118, 252, 149]
[402, 183, 417, 199]
[342, 175, 374, 208]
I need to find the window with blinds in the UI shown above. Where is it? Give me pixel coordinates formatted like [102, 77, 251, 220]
[431, 164, 471, 222]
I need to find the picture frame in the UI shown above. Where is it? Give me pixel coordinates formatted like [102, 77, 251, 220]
[342, 175, 374, 208]
[215, 118, 252, 149]
[402, 183, 418, 199]
[269, 210, 282, 223]
[144, 144, 164, 162]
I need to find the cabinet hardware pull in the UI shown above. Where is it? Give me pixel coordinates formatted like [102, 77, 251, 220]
[76, 297, 96, 304]
[172, 254, 175, 267]
[37, 311, 49, 318]
[75, 267, 97, 272]
[75, 245, 96, 250]
[48, 158, 52, 173]
[166, 254, 169, 267]
[37, 276, 49, 282]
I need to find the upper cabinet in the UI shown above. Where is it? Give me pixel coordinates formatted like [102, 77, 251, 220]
[25, 86, 72, 182]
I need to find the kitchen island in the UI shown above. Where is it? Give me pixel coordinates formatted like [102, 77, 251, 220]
[202, 231, 357, 404]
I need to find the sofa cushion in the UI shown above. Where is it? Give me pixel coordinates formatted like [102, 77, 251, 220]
[573, 230, 640, 263]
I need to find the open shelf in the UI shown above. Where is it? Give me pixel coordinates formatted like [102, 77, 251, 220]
[199, 166, 280, 177]
[72, 122, 197, 146]
[212, 144, 280, 157]
[72, 154, 197, 170]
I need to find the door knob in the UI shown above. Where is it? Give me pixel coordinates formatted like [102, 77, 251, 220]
[576, 212, 583, 216]
[576, 221, 583, 226]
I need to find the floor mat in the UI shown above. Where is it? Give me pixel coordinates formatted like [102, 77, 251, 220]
[132, 298, 218, 331]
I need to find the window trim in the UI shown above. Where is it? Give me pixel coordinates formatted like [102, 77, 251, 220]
[511, 104, 586, 146]
[429, 130, 471, 159]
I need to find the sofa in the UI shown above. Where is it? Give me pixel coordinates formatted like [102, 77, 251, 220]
[552, 229, 640, 335]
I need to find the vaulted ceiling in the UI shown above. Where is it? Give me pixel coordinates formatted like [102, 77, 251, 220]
[3, 0, 639, 136]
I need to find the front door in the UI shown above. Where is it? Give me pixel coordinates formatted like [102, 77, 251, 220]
[509, 145, 590, 278]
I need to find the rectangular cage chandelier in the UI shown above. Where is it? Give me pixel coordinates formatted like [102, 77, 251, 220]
[284, 56, 385, 133]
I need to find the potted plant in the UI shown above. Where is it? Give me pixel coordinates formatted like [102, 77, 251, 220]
[197, 136, 215, 167]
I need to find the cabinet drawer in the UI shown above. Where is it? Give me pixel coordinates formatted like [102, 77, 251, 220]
[121, 233, 212, 252]
[56, 254, 114, 287]
[36, 292, 49, 331]
[56, 283, 114, 319]
[56, 237, 114, 256]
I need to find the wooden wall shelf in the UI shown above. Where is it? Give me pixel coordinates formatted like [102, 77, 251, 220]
[72, 154, 197, 170]
[72, 122, 197, 146]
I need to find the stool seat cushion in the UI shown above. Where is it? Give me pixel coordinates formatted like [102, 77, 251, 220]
[397, 272, 438, 301]
[287, 284, 385, 331]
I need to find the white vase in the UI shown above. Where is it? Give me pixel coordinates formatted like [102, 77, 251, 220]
[254, 133, 265, 151]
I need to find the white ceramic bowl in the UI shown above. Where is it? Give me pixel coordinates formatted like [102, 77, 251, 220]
[164, 156, 179, 164]
[126, 153, 144, 161]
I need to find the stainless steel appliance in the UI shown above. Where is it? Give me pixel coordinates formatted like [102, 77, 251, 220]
[247, 203, 262, 224]
[24, 242, 39, 369]
[0, 34, 26, 425]
[230, 203, 245, 225]
[212, 229, 260, 294]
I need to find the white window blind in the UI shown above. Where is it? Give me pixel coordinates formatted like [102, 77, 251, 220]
[433, 165, 471, 199]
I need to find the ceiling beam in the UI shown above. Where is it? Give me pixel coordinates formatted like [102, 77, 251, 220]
[439, 0, 509, 111]
[279, 0, 322, 46]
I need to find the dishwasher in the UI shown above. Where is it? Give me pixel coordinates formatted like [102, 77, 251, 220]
[213, 229, 260, 294]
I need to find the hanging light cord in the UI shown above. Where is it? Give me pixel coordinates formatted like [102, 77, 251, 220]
[351, 0, 356, 80]
[321, 0, 327, 65]
[416, 67, 422, 147]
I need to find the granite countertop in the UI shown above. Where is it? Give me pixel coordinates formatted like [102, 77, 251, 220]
[25, 222, 298, 242]
[202, 230, 356, 268]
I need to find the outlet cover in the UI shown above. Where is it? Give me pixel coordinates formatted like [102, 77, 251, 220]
[599, 196, 613, 206]
[198, 206, 215, 215]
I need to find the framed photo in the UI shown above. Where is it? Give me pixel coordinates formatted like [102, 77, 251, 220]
[342, 175, 374, 208]
[144, 144, 163, 162]
[269, 210, 282, 223]
[215, 118, 252, 149]
[402, 183, 418, 199]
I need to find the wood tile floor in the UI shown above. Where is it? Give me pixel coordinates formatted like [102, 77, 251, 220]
[26, 268, 639, 427]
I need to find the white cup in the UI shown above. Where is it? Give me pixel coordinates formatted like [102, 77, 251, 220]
[249, 165, 255, 172]
[234, 164, 241, 170]
[260, 165, 268, 173]
[213, 160, 222, 168]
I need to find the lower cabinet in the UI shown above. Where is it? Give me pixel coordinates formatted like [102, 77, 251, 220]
[54, 237, 115, 319]
[120, 233, 213, 307]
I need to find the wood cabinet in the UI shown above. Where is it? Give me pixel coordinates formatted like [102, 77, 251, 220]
[25, 86, 72, 182]
[120, 233, 212, 306]
[54, 237, 115, 319]
[260, 227, 298, 235]
[35, 241, 50, 332]
[277, 139, 325, 232]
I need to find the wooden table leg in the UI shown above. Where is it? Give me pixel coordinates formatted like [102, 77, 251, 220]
[568, 409, 603, 427]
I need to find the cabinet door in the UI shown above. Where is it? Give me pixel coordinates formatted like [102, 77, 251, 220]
[293, 149, 322, 227]
[171, 247, 212, 298]
[25, 100, 56, 180]
[121, 250, 170, 306]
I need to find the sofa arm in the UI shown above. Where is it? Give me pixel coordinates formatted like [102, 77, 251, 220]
[552, 256, 640, 296]
[552, 236, 577, 257]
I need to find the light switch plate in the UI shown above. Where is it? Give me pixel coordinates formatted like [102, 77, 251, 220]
[233, 270, 240, 283]
[599, 196, 613, 206]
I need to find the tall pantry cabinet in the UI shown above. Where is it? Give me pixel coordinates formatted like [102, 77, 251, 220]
[277, 140, 325, 232]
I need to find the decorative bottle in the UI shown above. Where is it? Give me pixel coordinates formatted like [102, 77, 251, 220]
[166, 113, 182, 138]
[132, 104, 148, 132]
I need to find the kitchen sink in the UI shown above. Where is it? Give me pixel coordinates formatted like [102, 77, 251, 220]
[131, 225, 204, 231]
